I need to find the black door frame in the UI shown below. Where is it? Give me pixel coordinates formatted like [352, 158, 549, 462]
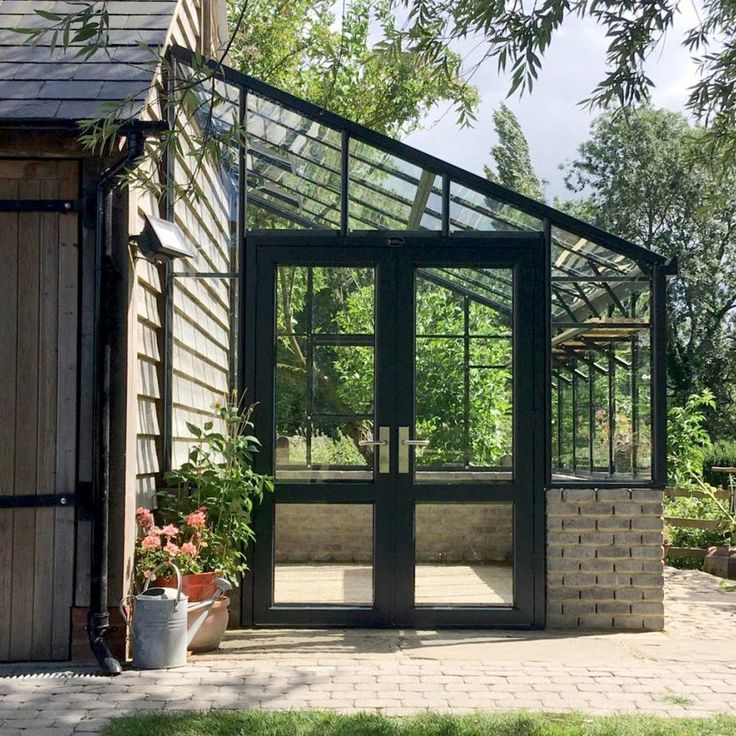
[243, 232, 546, 628]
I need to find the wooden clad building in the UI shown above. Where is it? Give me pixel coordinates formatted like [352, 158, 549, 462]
[0, 0, 229, 664]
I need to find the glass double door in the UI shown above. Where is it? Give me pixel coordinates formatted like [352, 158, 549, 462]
[250, 236, 544, 627]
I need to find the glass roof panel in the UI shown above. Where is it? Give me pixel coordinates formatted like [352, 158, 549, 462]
[246, 93, 342, 229]
[417, 267, 513, 322]
[348, 140, 441, 230]
[551, 227, 644, 279]
[450, 181, 542, 232]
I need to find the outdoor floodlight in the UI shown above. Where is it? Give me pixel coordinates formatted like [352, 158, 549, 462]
[136, 213, 194, 260]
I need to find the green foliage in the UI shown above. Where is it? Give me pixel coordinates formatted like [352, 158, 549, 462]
[274, 265, 512, 469]
[703, 440, 736, 487]
[151, 400, 273, 582]
[563, 107, 736, 439]
[17, 1, 479, 209]
[667, 390, 715, 489]
[485, 104, 544, 201]
[389, 0, 736, 161]
[664, 391, 736, 559]
[665, 493, 731, 552]
[16, 1, 111, 60]
[228, 0, 478, 137]
[413, 278, 512, 467]
[102, 710, 736, 736]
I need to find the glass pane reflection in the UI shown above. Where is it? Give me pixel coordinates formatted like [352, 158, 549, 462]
[414, 268, 513, 482]
[415, 503, 514, 606]
[275, 266, 376, 482]
[274, 504, 374, 606]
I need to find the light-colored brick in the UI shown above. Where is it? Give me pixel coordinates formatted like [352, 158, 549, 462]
[547, 487, 664, 631]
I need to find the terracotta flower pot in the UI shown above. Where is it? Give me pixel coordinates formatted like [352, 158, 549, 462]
[156, 571, 220, 602]
[188, 596, 230, 653]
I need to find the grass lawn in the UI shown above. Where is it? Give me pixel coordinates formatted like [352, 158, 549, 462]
[101, 710, 736, 736]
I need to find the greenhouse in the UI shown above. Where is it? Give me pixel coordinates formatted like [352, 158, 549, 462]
[164, 46, 672, 628]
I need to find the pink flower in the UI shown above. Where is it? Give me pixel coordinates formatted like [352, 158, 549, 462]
[180, 542, 197, 556]
[141, 534, 161, 550]
[148, 526, 162, 536]
[136, 507, 154, 529]
[161, 524, 179, 538]
[164, 541, 180, 556]
[185, 509, 207, 529]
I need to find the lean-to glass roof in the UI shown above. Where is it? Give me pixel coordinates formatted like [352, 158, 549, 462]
[170, 45, 669, 485]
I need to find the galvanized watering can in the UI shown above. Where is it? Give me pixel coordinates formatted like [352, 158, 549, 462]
[120, 562, 232, 669]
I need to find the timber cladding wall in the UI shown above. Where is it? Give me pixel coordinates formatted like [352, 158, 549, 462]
[133, 0, 234, 509]
[547, 488, 665, 631]
[0, 159, 80, 661]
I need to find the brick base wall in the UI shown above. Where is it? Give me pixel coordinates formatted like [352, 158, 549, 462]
[275, 503, 513, 563]
[547, 488, 665, 631]
[70, 607, 128, 663]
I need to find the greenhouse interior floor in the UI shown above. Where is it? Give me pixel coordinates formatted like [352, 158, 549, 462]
[273, 562, 514, 606]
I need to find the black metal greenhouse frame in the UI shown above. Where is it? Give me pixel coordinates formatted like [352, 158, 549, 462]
[164, 44, 674, 493]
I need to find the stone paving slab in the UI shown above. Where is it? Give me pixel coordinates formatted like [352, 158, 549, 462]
[1, 567, 735, 735]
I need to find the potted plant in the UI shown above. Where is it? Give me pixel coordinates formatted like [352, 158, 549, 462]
[134, 397, 273, 650]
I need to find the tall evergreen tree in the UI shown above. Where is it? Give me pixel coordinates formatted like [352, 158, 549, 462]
[484, 104, 543, 200]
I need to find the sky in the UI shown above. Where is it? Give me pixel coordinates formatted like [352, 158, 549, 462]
[403, 6, 700, 201]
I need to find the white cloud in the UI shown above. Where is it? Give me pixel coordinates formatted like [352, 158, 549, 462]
[403, 8, 699, 201]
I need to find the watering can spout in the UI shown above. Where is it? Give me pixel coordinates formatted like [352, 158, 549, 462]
[186, 578, 233, 646]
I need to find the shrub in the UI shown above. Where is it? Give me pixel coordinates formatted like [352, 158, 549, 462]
[667, 389, 715, 488]
[703, 439, 736, 487]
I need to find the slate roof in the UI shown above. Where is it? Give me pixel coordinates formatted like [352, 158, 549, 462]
[0, 0, 177, 121]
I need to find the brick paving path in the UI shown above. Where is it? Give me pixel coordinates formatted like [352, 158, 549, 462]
[1, 568, 736, 735]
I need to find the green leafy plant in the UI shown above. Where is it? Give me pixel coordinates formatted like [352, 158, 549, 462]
[703, 440, 736, 487]
[664, 390, 733, 564]
[667, 390, 715, 489]
[136, 398, 273, 584]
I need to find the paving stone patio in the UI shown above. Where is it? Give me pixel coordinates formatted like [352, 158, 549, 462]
[2, 567, 736, 735]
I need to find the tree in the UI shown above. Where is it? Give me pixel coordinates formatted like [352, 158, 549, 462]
[484, 104, 543, 200]
[389, 0, 736, 162]
[563, 106, 736, 438]
[227, 0, 478, 137]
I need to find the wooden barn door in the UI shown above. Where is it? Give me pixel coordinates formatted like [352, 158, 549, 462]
[0, 160, 80, 661]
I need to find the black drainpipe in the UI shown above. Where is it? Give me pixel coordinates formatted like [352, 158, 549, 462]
[88, 130, 146, 675]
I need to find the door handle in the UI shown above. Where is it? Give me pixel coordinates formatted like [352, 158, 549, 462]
[360, 427, 390, 474]
[398, 427, 429, 473]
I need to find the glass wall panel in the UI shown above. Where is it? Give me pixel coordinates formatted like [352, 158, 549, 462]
[550, 227, 652, 481]
[414, 268, 513, 482]
[274, 504, 374, 605]
[348, 140, 442, 230]
[414, 503, 513, 606]
[246, 94, 342, 229]
[450, 182, 542, 232]
[275, 266, 376, 482]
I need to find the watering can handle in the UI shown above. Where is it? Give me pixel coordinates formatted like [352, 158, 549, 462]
[143, 561, 184, 603]
[119, 595, 135, 626]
